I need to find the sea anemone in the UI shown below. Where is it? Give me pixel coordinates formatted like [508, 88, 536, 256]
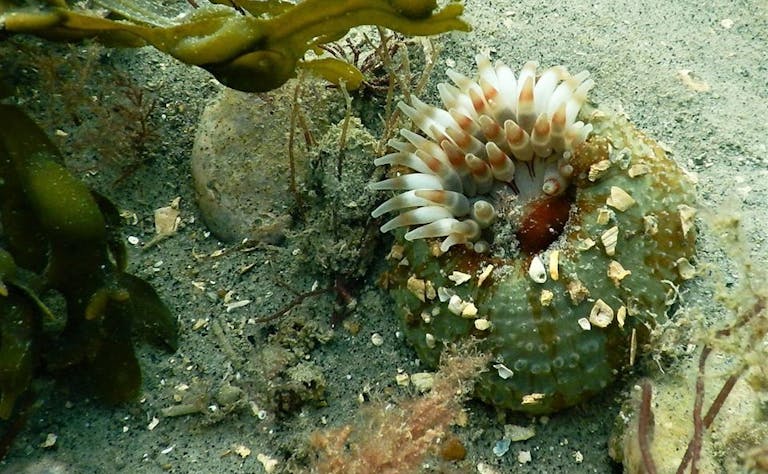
[370, 56, 697, 413]
[371, 55, 594, 255]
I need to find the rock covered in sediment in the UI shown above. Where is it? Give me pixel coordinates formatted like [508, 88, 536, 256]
[191, 82, 340, 243]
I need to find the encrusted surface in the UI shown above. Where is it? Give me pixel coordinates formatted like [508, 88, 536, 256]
[385, 110, 696, 413]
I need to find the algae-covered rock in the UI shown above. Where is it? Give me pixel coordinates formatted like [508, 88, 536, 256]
[191, 82, 339, 243]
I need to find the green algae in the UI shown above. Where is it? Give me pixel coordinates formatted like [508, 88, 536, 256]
[0, 0, 470, 92]
[0, 103, 178, 420]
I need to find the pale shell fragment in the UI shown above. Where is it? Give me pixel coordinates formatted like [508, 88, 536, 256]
[225, 299, 251, 312]
[505, 424, 536, 442]
[678, 204, 696, 237]
[437, 286, 454, 302]
[607, 260, 632, 286]
[577, 317, 591, 331]
[257, 453, 278, 473]
[548, 250, 560, 281]
[606, 186, 636, 212]
[411, 372, 435, 392]
[601, 226, 618, 256]
[478, 264, 495, 287]
[567, 280, 590, 304]
[540, 289, 554, 307]
[528, 255, 547, 283]
[643, 215, 658, 236]
[407, 275, 427, 302]
[461, 302, 479, 318]
[474, 318, 492, 330]
[577, 238, 596, 251]
[628, 163, 650, 177]
[588, 160, 611, 181]
[676, 257, 696, 280]
[597, 208, 613, 225]
[494, 363, 514, 379]
[425, 280, 437, 300]
[616, 305, 627, 328]
[234, 445, 251, 459]
[154, 197, 182, 237]
[386, 243, 405, 260]
[425, 333, 436, 348]
[589, 299, 614, 328]
[448, 271, 472, 285]
[521, 393, 545, 405]
[448, 294, 466, 315]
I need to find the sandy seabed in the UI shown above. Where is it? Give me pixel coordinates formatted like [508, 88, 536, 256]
[2, 0, 767, 472]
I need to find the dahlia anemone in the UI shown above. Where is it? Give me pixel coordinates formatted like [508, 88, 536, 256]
[369, 55, 697, 414]
[371, 55, 594, 254]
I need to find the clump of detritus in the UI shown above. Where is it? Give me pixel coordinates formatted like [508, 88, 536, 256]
[309, 343, 489, 473]
[247, 314, 333, 417]
[160, 314, 332, 426]
[298, 117, 381, 279]
[609, 207, 768, 473]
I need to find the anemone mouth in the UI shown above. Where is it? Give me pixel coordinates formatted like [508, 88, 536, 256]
[370, 56, 594, 255]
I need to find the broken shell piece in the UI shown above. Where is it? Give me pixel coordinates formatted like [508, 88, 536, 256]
[461, 302, 479, 318]
[521, 393, 545, 405]
[676, 257, 696, 280]
[411, 372, 435, 392]
[577, 317, 591, 331]
[588, 159, 611, 181]
[494, 363, 514, 379]
[589, 299, 614, 328]
[225, 299, 251, 312]
[607, 260, 632, 286]
[386, 243, 405, 260]
[528, 255, 547, 283]
[540, 289, 554, 306]
[425, 280, 437, 300]
[606, 186, 636, 212]
[678, 204, 696, 237]
[576, 238, 596, 251]
[407, 275, 427, 302]
[601, 226, 618, 256]
[643, 215, 658, 235]
[566, 280, 590, 304]
[448, 271, 472, 285]
[548, 250, 560, 281]
[616, 305, 627, 328]
[627, 163, 650, 177]
[474, 318, 491, 330]
[478, 264, 494, 287]
[233, 445, 251, 459]
[448, 295, 477, 317]
[437, 286, 455, 302]
[425, 333, 436, 349]
[154, 197, 182, 237]
[597, 208, 613, 225]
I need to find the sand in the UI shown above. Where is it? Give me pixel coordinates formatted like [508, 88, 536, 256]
[1, 0, 766, 472]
